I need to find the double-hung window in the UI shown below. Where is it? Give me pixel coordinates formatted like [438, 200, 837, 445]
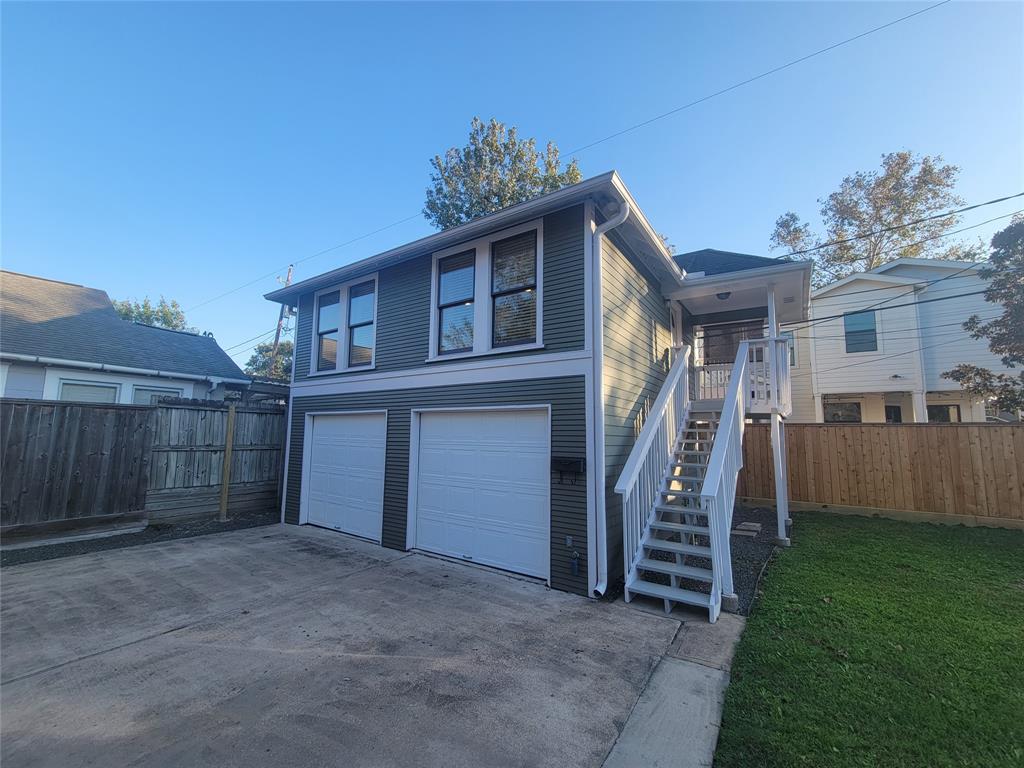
[430, 220, 542, 360]
[843, 310, 877, 353]
[491, 231, 537, 347]
[312, 275, 377, 373]
[437, 251, 476, 354]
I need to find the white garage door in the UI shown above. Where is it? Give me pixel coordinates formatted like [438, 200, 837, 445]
[305, 412, 386, 541]
[414, 409, 549, 578]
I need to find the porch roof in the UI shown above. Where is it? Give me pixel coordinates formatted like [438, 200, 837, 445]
[668, 260, 813, 324]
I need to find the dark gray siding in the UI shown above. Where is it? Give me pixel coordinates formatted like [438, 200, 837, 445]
[292, 205, 585, 382]
[285, 376, 589, 595]
[601, 234, 672, 588]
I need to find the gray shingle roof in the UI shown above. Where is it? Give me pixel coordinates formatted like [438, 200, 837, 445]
[674, 248, 785, 276]
[0, 271, 247, 381]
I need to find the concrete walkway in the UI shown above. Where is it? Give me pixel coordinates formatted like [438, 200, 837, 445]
[602, 605, 745, 768]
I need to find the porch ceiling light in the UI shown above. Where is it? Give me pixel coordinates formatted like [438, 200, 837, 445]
[716, 291, 731, 301]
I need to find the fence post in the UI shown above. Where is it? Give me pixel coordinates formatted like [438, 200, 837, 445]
[218, 402, 237, 522]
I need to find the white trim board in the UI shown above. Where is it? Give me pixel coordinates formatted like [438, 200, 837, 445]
[290, 349, 593, 398]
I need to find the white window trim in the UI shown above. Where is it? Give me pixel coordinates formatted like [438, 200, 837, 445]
[841, 308, 883, 356]
[427, 218, 544, 362]
[309, 273, 379, 377]
[58, 378, 122, 403]
[780, 329, 798, 367]
[131, 384, 184, 404]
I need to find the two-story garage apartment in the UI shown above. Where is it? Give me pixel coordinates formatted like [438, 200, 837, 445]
[266, 172, 812, 620]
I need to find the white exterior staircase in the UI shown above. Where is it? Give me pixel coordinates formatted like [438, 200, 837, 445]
[615, 338, 791, 622]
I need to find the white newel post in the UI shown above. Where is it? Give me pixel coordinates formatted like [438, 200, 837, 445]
[767, 286, 790, 545]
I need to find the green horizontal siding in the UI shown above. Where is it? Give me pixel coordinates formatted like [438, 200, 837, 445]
[601, 233, 672, 588]
[292, 205, 585, 382]
[285, 376, 589, 595]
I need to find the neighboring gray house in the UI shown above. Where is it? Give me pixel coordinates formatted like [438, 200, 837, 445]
[266, 172, 812, 621]
[0, 270, 250, 403]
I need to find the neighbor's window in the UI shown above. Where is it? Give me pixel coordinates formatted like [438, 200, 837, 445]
[316, 290, 341, 371]
[781, 330, 797, 366]
[491, 231, 537, 347]
[824, 402, 862, 423]
[927, 404, 961, 423]
[347, 281, 375, 367]
[437, 250, 475, 354]
[843, 311, 877, 353]
[59, 381, 119, 403]
[132, 386, 182, 405]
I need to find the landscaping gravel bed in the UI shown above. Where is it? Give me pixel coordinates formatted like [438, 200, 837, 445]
[728, 505, 782, 615]
[1, 510, 280, 567]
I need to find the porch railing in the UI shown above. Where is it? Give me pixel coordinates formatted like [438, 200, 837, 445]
[691, 337, 792, 416]
[614, 345, 691, 585]
[700, 342, 750, 621]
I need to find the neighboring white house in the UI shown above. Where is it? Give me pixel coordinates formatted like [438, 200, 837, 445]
[0, 270, 251, 403]
[786, 258, 1009, 424]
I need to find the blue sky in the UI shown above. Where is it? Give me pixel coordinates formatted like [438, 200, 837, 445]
[3, 1, 1022, 366]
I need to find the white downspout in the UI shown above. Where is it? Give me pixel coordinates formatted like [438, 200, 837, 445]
[591, 201, 631, 596]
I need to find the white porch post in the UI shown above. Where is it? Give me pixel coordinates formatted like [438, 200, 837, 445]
[770, 412, 790, 546]
[911, 391, 929, 423]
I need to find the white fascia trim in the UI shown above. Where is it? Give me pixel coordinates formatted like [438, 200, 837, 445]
[290, 349, 592, 398]
[266, 172, 620, 304]
[0, 352, 250, 386]
[608, 173, 684, 282]
[871, 257, 982, 274]
[811, 272, 922, 298]
[672, 260, 813, 297]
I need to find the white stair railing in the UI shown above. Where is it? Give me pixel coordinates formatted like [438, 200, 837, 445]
[614, 345, 691, 586]
[700, 342, 750, 621]
[694, 337, 792, 416]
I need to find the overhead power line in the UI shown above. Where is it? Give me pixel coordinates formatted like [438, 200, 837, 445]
[823, 337, 957, 373]
[565, 0, 953, 155]
[186, 2, 951, 314]
[784, 289, 990, 332]
[776, 199, 1024, 262]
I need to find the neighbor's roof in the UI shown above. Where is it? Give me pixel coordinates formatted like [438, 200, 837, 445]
[0, 270, 248, 381]
[673, 248, 784, 276]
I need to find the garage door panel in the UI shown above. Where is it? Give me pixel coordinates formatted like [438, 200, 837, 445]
[414, 409, 549, 579]
[306, 413, 385, 542]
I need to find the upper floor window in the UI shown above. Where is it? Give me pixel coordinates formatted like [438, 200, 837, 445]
[312, 275, 377, 374]
[843, 310, 877, 353]
[429, 219, 542, 360]
[437, 251, 475, 354]
[491, 231, 537, 347]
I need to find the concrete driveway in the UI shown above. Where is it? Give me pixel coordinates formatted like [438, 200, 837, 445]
[1, 525, 684, 768]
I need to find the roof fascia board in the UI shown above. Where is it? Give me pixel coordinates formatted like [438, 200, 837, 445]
[266, 172, 619, 304]
[871, 257, 982, 274]
[812, 272, 922, 298]
[0, 352, 251, 385]
[669, 260, 812, 298]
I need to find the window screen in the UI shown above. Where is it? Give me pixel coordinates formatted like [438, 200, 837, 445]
[316, 290, 341, 371]
[347, 281, 375, 367]
[59, 382, 118, 403]
[491, 231, 537, 347]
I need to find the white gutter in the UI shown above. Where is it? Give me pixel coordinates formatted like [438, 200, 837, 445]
[0, 352, 251, 386]
[590, 200, 631, 597]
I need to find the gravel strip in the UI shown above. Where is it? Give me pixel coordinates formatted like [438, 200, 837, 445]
[1, 510, 280, 567]
[728, 505, 781, 615]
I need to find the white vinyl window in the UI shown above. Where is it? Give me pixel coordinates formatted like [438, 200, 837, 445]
[311, 275, 378, 374]
[132, 386, 183, 405]
[428, 219, 543, 361]
[59, 380, 119, 403]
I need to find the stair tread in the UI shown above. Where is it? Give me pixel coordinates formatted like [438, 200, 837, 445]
[649, 520, 710, 535]
[660, 489, 701, 498]
[644, 538, 711, 557]
[635, 558, 714, 582]
[627, 578, 712, 607]
[656, 503, 704, 514]
[665, 474, 704, 483]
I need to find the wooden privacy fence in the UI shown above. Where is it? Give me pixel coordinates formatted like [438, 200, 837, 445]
[0, 398, 286, 538]
[738, 423, 1024, 526]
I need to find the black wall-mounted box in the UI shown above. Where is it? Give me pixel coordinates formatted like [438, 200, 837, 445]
[551, 457, 585, 475]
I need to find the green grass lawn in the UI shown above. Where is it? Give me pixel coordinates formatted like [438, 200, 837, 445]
[715, 513, 1024, 768]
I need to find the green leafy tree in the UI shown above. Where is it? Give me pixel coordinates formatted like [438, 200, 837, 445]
[244, 340, 293, 382]
[770, 152, 981, 286]
[944, 218, 1024, 413]
[424, 117, 582, 230]
[113, 296, 196, 332]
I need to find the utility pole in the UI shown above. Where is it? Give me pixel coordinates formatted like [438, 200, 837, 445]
[270, 264, 294, 368]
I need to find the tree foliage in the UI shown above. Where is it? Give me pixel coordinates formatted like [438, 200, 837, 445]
[423, 117, 582, 230]
[770, 152, 981, 287]
[943, 218, 1024, 413]
[113, 296, 195, 332]
[244, 340, 293, 382]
